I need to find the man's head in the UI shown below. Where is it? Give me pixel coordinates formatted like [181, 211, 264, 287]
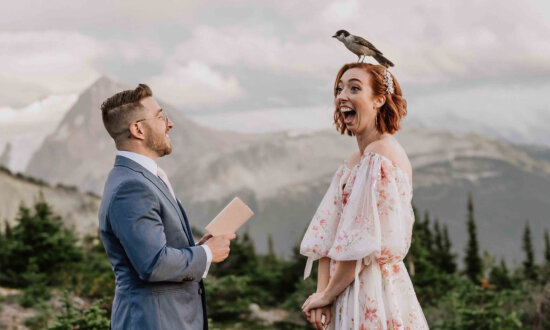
[101, 84, 174, 159]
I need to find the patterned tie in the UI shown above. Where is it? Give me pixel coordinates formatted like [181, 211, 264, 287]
[157, 167, 176, 200]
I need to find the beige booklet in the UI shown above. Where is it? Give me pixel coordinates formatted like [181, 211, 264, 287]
[205, 197, 254, 236]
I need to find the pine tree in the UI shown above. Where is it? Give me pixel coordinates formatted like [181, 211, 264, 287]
[489, 258, 513, 289]
[423, 211, 433, 252]
[441, 224, 457, 273]
[544, 229, 550, 266]
[522, 221, 536, 280]
[464, 193, 482, 283]
[4, 221, 12, 239]
[433, 218, 443, 269]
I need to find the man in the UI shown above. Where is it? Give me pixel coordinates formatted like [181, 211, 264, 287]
[98, 84, 234, 329]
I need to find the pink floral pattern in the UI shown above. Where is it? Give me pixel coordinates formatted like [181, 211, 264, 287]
[301, 152, 429, 329]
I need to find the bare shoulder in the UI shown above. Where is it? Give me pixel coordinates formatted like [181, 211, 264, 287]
[345, 150, 361, 168]
[365, 135, 412, 180]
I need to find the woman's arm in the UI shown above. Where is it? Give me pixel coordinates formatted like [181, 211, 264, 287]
[317, 257, 330, 292]
[302, 259, 364, 312]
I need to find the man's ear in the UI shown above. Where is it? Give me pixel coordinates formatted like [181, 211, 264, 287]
[128, 122, 145, 140]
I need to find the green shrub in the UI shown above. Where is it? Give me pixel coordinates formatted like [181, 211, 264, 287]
[48, 291, 110, 330]
[206, 275, 253, 321]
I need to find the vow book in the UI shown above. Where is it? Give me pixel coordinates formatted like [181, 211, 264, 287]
[205, 197, 254, 236]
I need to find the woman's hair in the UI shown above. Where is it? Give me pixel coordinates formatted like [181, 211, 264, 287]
[333, 63, 407, 136]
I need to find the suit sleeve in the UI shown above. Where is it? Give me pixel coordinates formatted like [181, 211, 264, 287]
[108, 180, 207, 282]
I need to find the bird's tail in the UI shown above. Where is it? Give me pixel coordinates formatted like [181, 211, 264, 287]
[373, 53, 394, 67]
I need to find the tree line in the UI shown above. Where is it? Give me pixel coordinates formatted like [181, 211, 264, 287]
[0, 193, 549, 329]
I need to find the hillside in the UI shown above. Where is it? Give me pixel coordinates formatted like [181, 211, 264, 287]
[23, 77, 550, 265]
[0, 167, 100, 237]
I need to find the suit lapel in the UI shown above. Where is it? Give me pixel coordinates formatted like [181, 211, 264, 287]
[177, 199, 195, 245]
[114, 156, 193, 244]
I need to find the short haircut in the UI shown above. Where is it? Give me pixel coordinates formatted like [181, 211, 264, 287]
[101, 84, 153, 141]
[333, 63, 407, 136]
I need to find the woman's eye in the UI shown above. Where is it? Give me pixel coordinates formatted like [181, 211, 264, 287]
[351, 86, 360, 91]
[336, 87, 343, 93]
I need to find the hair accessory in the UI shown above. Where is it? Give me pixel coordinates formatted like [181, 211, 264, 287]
[384, 69, 394, 94]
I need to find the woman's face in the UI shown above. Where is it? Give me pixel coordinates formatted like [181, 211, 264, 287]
[335, 68, 383, 135]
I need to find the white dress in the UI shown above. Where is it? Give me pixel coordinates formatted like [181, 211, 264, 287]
[300, 152, 429, 330]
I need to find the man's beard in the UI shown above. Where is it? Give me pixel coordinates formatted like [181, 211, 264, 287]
[145, 131, 172, 157]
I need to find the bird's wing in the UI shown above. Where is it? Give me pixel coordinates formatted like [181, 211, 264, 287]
[351, 36, 383, 55]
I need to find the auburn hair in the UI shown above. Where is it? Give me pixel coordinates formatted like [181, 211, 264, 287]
[333, 63, 407, 136]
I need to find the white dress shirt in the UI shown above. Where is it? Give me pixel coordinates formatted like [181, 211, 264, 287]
[117, 150, 212, 278]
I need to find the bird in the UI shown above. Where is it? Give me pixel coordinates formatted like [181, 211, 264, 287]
[332, 30, 394, 67]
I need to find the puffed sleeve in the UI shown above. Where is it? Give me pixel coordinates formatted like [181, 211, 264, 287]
[328, 153, 414, 266]
[300, 165, 345, 278]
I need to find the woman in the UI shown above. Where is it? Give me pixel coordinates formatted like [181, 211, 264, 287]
[300, 63, 429, 330]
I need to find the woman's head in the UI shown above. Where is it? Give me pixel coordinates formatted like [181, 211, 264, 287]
[333, 63, 407, 136]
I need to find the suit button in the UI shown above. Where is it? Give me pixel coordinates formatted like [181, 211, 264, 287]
[198, 288, 203, 295]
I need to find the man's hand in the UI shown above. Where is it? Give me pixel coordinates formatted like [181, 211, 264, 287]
[204, 233, 236, 263]
[197, 233, 212, 246]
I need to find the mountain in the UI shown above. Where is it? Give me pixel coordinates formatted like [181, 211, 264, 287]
[24, 76, 550, 266]
[25, 76, 256, 194]
[0, 166, 100, 238]
[0, 94, 78, 172]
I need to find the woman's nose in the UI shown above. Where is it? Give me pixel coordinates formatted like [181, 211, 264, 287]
[335, 89, 348, 102]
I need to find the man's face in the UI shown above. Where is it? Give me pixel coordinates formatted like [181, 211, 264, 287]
[139, 97, 174, 157]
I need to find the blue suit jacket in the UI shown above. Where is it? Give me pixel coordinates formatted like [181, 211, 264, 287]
[99, 156, 208, 329]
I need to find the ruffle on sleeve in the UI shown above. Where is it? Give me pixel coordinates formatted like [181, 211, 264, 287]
[300, 165, 345, 278]
[328, 152, 413, 266]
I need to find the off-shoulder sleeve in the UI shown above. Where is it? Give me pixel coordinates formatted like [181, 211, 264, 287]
[328, 153, 414, 265]
[300, 165, 345, 277]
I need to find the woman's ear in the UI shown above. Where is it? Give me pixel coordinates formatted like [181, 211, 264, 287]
[374, 95, 386, 109]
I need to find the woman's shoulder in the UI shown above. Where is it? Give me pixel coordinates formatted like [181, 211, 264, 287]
[364, 135, 412, 180]
[345, 150, 361, 169]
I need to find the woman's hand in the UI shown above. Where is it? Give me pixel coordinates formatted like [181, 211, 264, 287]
[302, 291, 335, 313]
[306, 306, 332, 330]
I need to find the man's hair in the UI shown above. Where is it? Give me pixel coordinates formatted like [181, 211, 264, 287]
[101, 84, 153, 142]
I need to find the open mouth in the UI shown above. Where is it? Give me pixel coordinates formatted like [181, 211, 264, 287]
[341, 107, 356, 125]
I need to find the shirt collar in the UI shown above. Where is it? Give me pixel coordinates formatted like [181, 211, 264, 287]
[117, 150, 158, 176]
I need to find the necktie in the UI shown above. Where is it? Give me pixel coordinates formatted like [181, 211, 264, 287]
[157, 167, 176, 200]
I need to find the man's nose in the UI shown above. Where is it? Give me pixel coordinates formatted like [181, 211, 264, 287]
[167, 118, 174, 129]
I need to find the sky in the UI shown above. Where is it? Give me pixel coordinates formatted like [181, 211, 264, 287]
[1, 0, 550, 124]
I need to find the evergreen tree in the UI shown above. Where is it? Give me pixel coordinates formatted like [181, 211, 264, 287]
[210, 230, 258, 277]
[440, 224, 457, 273]
[544, 229, 550, 266]
[464, 193, 482, 283]
[522, 221, 536, 280]
[489, 258, 513, 289]
[423, 211, 434, 253]
[0, 198, 83, 287]
[266, 233, 277, 263]
[433, 218, 443, 269]
[4, 221, 12, 239]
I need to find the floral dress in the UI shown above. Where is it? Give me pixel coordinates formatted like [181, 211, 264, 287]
[300, 152, 429, 330]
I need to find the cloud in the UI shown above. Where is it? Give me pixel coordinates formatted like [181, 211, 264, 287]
[171, 25, 345, 77]
[0, 31, 104, 95]
[149, 61, 246, 107]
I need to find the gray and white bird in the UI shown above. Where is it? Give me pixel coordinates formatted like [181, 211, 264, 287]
[332, 30, 394, 67]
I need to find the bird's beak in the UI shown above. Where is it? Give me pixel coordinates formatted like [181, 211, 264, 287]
[332, 35, 336, 38]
